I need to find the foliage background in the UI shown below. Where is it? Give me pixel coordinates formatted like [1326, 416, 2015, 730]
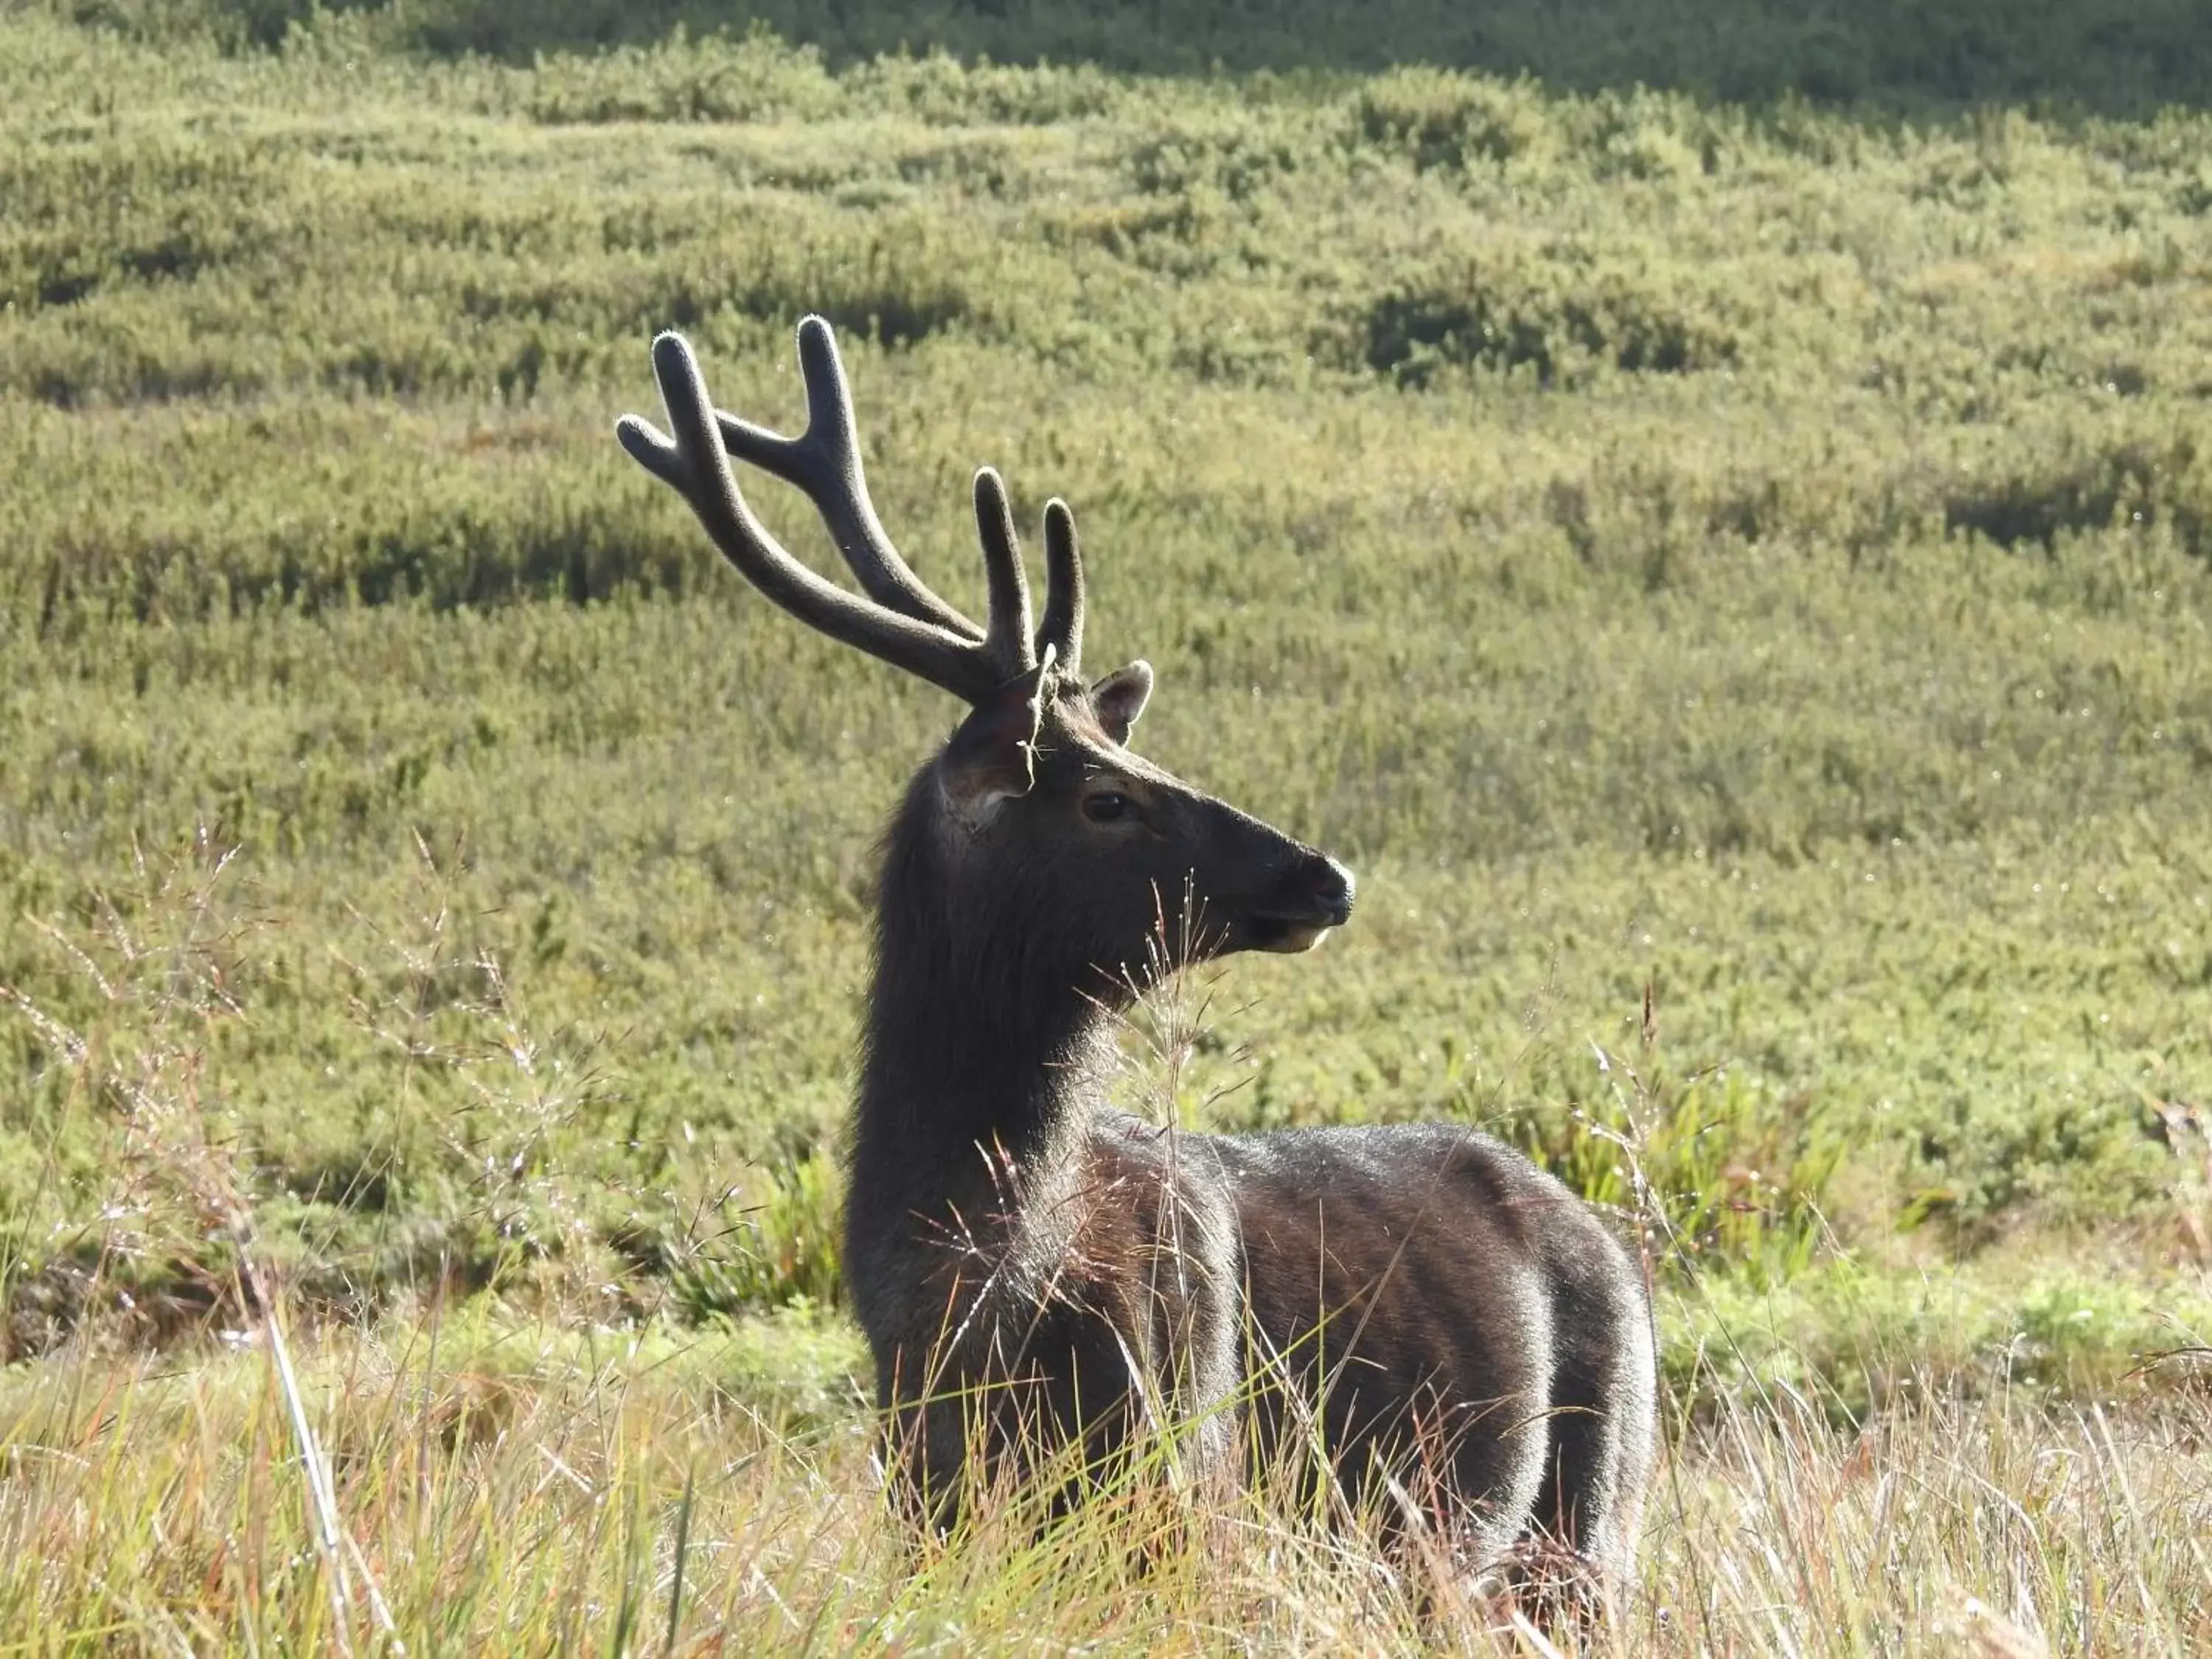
[60, 0, 2212, 113]
[7, 0, 2212, 1357]
[1, 1, 2211, 1644]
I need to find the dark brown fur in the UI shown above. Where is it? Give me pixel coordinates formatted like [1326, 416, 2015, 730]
[845, 695, 1656, 1585]
[619, 317, 1658, 1592]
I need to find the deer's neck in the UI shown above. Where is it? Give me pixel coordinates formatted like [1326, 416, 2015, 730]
[848, 788, 1119, 1215]
[854, 914, 1114, 1192]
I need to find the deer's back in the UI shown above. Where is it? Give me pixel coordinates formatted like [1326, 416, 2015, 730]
[1208, 1123, 1655, 1568]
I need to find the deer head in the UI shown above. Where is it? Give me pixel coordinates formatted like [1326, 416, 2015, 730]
[616, 319, 1352, 1005]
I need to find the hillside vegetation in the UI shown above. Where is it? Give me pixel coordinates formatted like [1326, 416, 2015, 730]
[7, 0, 2212, 1362]
[78, 0, 2212, 113]
[1, 7, 2211, 1646]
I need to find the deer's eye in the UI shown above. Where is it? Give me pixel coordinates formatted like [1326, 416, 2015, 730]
[1082, 790, 1131, 824]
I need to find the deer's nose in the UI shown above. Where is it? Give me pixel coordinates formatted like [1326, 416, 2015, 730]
[1292, 853, 1355, 926]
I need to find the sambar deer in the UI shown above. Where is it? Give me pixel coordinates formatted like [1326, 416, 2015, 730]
[618, 318, 1656, 1595]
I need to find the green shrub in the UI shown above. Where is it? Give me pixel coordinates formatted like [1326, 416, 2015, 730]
[1360, 242, 1742, 386]
[1352, 67, 1551, 170]
[522, 25, 840, 125]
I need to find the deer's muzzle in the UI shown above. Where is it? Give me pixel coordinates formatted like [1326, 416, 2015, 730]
[1242, 852, 1355, 953]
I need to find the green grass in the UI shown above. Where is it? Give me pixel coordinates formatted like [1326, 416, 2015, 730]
[1, 9, 2212, 1646]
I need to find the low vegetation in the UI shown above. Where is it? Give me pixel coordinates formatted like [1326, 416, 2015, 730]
[1, 4, 2210, 1647]
[4, 1312, 2208, 1652]
[71, 0, 2212, 113]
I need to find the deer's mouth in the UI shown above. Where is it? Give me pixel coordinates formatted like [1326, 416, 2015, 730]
[1247, 919, 1333, 953]
[1242, 905, 1350, 954]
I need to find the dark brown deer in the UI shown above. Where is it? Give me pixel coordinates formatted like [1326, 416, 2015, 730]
[617, 318, 1657, 1594]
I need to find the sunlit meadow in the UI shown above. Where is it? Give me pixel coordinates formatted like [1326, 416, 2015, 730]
[3, 3, 2211, 1649]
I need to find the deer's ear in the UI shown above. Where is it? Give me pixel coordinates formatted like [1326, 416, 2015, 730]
[1091, 661, 1153, 746]
[940, 659, 1051, 823]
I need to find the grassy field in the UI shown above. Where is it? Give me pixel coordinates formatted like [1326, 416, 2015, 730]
[4, 4, 2212, 1648]
[2, 1311, 2207, 1653]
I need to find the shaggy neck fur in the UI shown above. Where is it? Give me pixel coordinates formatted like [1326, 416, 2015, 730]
[848, 770, 1123, 1222]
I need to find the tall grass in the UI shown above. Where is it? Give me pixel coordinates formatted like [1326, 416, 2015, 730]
[1, 1307, 2205, 1650]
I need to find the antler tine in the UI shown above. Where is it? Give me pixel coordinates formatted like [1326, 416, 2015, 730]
[970, 468, 1037, 682]
[1034, 498, 1085, 679]
[619, 331, 999, 703]
[713, 316, 984, 643]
